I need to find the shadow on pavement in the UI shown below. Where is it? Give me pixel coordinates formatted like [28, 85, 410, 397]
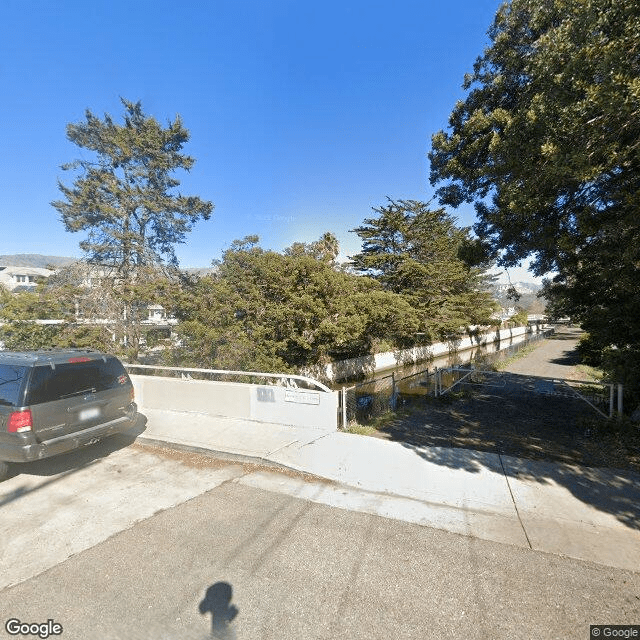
[199, 581, 239, 640]
[3, 413, 147, 482]
[548, 340, 582, 366]
[546, 327, 584, 341]
[378, 389, 640, 530]
[403, 441, 640, 530]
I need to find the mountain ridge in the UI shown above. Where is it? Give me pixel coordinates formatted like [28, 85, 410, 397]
[0, 254, 78, 268]
[0, 254, 217, 276]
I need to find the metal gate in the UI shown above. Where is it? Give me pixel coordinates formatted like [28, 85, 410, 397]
[433, 366, 621, 419]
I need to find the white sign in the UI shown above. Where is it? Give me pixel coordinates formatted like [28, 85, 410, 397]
[284, 390, 320, 405]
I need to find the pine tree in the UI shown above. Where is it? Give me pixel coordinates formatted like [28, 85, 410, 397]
[51, 98, 213, 357]
[351, 199, 497, 340]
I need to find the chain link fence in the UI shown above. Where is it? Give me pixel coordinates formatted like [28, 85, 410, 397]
[340, 373, 398, 428]
[339, 368, 440, 427]
[336, 327, 622, 428]
[338, 328, 557, 427]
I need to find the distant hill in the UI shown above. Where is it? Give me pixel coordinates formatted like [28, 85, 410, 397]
[0, 254, 77, 269]
[0, 255, 219, 277]
[491, 281, 547, 314]
[183, 266, 218, 277]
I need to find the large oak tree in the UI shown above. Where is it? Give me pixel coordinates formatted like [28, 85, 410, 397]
[429, 0, 640, 400]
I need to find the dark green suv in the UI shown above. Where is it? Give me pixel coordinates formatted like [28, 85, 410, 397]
[0, 349, 137, 480]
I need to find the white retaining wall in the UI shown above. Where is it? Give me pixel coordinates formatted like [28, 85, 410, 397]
[130, 374, 339, 431]
[320, 325, 542, 382]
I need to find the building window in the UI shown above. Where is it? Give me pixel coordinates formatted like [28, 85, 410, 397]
[148, 308, 167, 321]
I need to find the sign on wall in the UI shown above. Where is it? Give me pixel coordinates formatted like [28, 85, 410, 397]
[284, 389, 320, 405]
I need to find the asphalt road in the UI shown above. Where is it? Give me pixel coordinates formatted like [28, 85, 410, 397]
[1, 439, 638, 640]
[503, 326, 589, 380]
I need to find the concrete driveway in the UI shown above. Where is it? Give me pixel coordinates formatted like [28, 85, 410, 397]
[1, 438, 639, 640]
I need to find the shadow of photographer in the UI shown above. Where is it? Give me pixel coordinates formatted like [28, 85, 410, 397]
[199, 582, 239, 640]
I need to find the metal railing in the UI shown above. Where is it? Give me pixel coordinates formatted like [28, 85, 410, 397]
[123, 363, 332, 393]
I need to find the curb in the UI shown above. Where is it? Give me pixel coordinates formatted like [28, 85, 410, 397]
[134, 435, 326, 480]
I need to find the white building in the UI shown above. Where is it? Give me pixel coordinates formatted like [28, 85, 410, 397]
[0, 266, 54, 291]
[0, 261, 186, 328]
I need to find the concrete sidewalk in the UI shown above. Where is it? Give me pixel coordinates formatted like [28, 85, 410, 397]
[136, 408, 640, 572]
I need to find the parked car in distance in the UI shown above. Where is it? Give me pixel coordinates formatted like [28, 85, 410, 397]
[0, 349, 137, 480]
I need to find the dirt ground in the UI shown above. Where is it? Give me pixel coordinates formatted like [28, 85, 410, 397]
[371, 327, 640, 473]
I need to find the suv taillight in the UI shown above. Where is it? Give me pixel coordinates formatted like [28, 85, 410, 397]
[8, 410, 33, 433]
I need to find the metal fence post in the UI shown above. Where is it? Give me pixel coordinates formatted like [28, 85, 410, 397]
[391, 372, 397, 410]
[341, 387, 347, 429]
[609, 383, 614, 418]
[434, 367, 439, 397]
[618, 384, 623, 417]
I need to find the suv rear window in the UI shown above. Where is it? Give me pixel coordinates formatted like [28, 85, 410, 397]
[26, 357, 131, 405]
[0, 364, 29, 407]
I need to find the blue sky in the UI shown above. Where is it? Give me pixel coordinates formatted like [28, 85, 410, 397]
[1, 0, 536, 282]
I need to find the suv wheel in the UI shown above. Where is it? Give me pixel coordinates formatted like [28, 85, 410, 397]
[0, 460, 10, 481]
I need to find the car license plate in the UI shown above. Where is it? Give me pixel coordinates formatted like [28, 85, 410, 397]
[79, 407, 100, 421]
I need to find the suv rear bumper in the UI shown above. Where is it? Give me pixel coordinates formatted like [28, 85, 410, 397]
[0, 411, 138, 463]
